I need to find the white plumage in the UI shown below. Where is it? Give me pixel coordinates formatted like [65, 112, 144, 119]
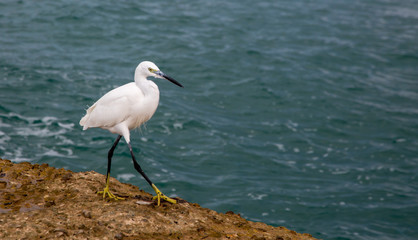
[79, 61, 183, 205]
[80, 61, 181, 143]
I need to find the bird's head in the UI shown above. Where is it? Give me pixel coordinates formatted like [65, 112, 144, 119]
[137, 61, 183, 88]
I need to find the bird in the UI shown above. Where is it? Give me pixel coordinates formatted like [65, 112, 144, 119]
[80, 61, 183, 206]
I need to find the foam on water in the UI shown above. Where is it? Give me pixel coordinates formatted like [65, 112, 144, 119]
[0, 112, 76, 162]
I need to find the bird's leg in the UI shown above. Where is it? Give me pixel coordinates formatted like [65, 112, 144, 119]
[98, 173, 124, 200]
[127, 143, 177, 206]
[97, 135, 124, 200]
[151, 183, 177, 206]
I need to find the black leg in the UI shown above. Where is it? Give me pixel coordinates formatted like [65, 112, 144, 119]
[106, 135, 122, 183]
[127, 142, 154, 186]
[98, 135, 124, 200]
[127, 142, 176, 205]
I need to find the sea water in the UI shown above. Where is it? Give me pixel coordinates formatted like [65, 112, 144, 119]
[1, 1, 417, 239]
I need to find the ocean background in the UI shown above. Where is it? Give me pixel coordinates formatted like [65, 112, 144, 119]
[1, 0, 417, 239]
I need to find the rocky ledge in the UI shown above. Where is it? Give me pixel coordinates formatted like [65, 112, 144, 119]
[0, 158, 317, 240]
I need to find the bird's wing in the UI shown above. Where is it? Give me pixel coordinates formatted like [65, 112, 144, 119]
[80, 83, 143, 129]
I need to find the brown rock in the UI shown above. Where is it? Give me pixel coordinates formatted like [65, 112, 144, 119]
[0, 158, 318, 240]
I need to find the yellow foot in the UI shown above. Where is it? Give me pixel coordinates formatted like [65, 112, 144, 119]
[151, 184, 177, 206]
[97, 185, 124, 201]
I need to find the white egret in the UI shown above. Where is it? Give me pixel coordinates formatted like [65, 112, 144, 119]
[80, 61, 183, 206]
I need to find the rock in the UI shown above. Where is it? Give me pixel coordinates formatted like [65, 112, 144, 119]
[115, 232, 124, 240]
[82, 210, 92, 219]
[136, 200, 153, 205]
[0, 158, 318, 240]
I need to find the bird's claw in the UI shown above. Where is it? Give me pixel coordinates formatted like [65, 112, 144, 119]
[97, 185, 124, 201]
[152, 184, 177, 206]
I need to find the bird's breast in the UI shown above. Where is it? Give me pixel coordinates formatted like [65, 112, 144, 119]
[127, 91, 160, 130]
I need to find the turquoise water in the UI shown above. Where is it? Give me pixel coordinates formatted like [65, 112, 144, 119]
[1, 0, 417, 239]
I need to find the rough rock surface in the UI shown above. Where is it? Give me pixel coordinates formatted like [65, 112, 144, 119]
[0, 158, 318, 240]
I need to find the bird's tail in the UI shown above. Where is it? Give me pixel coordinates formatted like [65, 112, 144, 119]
[80, 104, 96, 130]
[79, 115, 89, 130]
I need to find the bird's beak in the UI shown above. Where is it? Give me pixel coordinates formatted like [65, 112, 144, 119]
[155, 71, 183, 88]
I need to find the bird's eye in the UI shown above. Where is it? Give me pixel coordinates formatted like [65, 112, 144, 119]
[148, 67, 155, 73]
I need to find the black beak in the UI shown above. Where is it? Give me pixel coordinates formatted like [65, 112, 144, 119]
[156, 71, 183, 88]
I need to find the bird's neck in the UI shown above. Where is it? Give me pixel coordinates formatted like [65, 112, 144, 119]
[134, 75, 157, 96]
